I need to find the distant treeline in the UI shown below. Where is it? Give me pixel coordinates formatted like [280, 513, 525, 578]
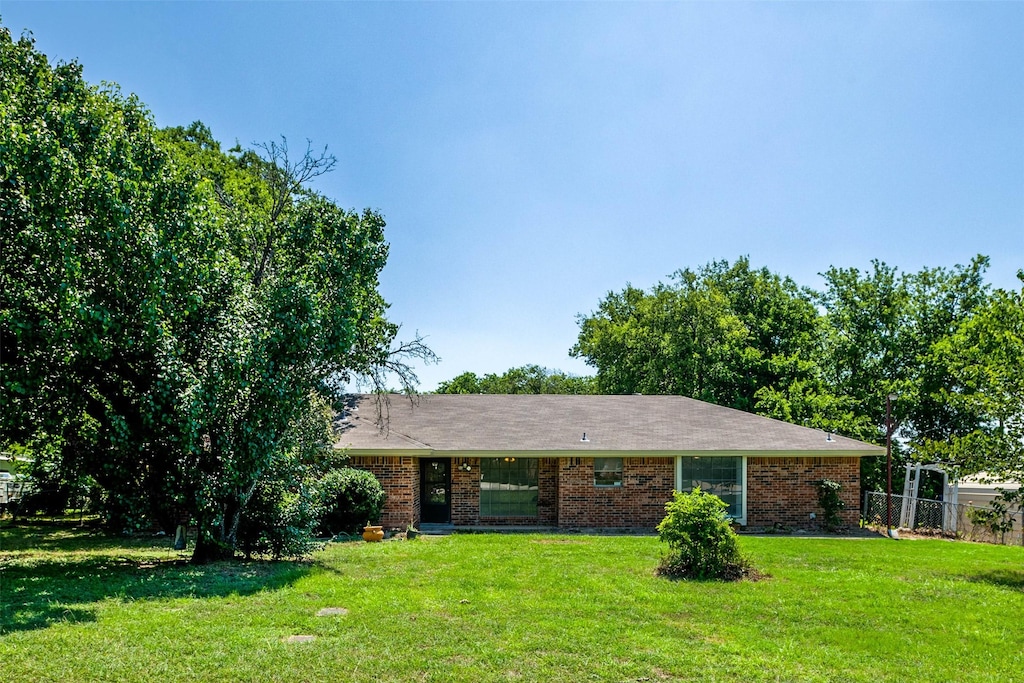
[437, 256, 1024, 493]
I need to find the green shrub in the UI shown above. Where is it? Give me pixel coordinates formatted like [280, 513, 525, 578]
[656, 487, 750, 581]
[236, 477, 322, 559]
[817, 479, 846, 531]
[315, 468, 386, 535]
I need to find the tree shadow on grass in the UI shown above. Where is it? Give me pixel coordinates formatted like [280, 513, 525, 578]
[968, 569, 1024, 592]
[1, 524, 311, 634]
[0, 519, 173, 554]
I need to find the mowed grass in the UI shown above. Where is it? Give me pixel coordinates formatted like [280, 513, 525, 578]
[2, 522, 1022, 682]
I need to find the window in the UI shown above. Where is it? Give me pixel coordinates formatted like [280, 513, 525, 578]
[480, 457, 538, 517]
[678, 456, 743, 518]
[594, 458, 623, 487]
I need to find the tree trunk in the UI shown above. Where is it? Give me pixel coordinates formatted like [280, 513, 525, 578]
[190, 522, 235, 564]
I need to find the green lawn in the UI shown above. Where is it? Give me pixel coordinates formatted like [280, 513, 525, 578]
[2, 522, 1022, 682]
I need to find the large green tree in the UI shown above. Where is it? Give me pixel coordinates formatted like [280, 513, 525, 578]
[572, 255, 999, 495]
[1, 28, 222, 528]
[918, 276, 1024, 480]
[0, 30, 429, 561]
[571, 258, 820, 410]
[158, 124, 435, 561]
[817, 258, 989, 437]
[816, 257, 991, 491]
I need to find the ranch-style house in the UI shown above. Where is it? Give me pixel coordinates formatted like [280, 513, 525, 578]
[339, 394, 882, 530]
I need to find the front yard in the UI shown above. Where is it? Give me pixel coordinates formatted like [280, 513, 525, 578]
[1, 523, 1021, 681]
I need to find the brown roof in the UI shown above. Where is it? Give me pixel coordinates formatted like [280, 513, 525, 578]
[337, 394, 882, 455]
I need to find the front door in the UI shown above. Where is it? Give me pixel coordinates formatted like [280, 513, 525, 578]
[420, 458, 451, 524]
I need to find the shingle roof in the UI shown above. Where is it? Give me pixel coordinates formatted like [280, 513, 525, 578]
[337, 394, 882, 455]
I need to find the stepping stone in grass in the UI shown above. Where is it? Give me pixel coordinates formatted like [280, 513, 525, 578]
[317, 607, 348, 617]
[284, 635, 316, 643]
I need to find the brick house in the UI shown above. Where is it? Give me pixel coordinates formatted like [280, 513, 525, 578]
[339, 394, 882, 530]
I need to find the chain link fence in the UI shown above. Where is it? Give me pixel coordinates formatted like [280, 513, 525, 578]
[863, 491, 1023, 545]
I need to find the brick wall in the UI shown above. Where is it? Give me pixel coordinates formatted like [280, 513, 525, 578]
[556, 457, 674, 529]
[746, 456, 860, 528]
[348, 456, 419, 530]
[350, 454, 862, 531]
[450, 457, 478, 525]
[537, 458, 559, 526]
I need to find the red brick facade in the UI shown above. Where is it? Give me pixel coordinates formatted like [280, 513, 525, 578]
[347, 456, 420, 529]
[557, 457, 674, 529]
[449, 457, 479, 526]
[350, 454, 861, 530]
[746, 456, 860, 528]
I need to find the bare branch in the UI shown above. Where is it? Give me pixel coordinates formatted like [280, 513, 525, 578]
[334, 331, 438, 432]
[249, 136, 337, 288]
[213, 184, 236, 211]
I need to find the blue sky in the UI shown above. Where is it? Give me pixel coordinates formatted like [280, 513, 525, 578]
[4, 2, 1022, 390]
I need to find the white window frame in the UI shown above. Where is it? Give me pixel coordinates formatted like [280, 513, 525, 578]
[593, 457, 624, 487]
[675, 455, 746, 525]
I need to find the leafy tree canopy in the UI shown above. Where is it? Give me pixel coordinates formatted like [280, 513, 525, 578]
[436, 365, 596, 395]
[572, 255, 1009, 492]
[917, 275, 1024, 481]
[572, 257, 820, 410]
[0, 29, 431, 561]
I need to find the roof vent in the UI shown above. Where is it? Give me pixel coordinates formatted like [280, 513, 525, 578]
[580, 432, 589, 442]
[825, 433, 834, 442]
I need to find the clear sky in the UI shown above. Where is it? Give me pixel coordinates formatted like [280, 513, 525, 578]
[4, 2, 1023, 391]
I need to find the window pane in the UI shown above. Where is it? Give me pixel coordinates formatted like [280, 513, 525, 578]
[678, 457, 743, 518]
[594, 457, 623, 487]
[480, 458, 538, 517]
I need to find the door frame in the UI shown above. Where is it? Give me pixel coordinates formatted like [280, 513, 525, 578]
[420, 458, 452, 524]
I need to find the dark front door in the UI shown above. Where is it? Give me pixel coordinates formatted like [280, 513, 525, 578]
[421, 458, 451, 524]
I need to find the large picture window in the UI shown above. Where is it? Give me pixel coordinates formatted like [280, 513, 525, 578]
[678, 456, 743, 518]
[480, 457, 538, 517]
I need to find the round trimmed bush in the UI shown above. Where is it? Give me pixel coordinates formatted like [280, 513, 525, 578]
[315, 468, 386, 535]
[656, 487, 750, 581]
